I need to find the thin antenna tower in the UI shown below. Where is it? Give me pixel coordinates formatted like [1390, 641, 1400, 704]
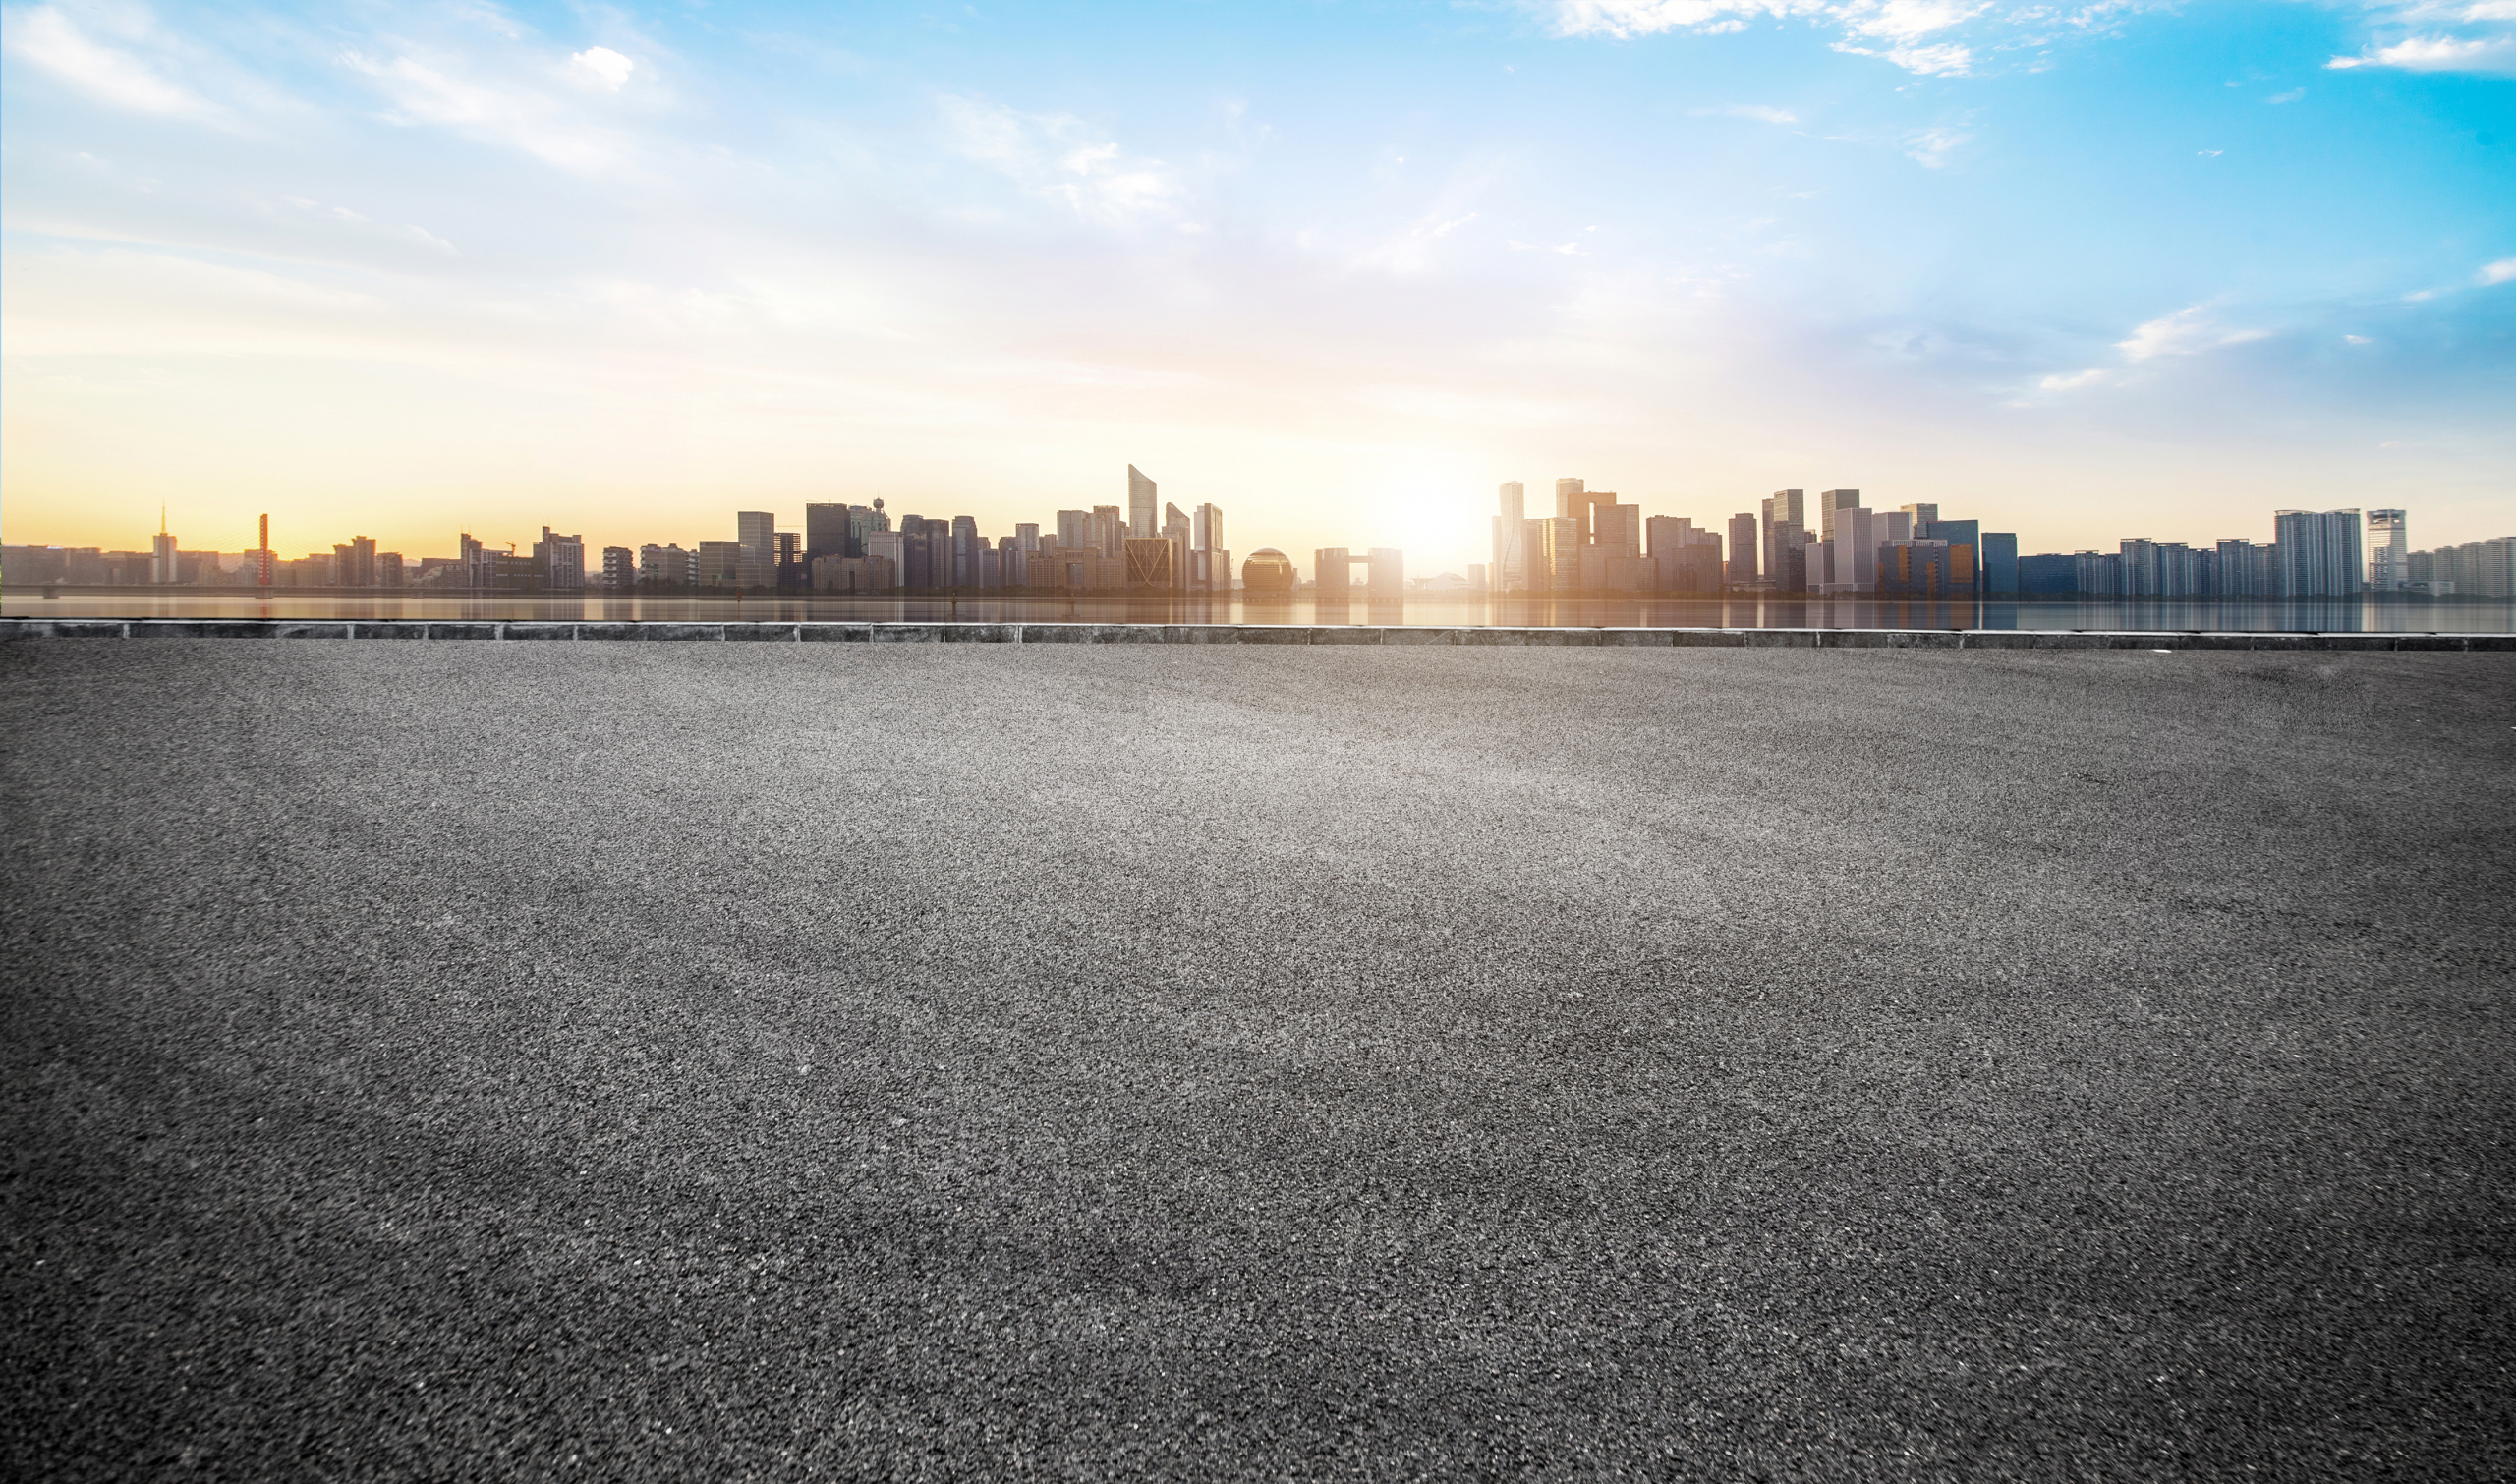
[258, 514, 271, 588]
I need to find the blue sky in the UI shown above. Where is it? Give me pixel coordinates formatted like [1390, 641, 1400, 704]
[4, 0, 2510, 569]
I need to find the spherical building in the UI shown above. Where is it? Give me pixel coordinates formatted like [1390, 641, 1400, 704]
[1241, 548, 1296, 594]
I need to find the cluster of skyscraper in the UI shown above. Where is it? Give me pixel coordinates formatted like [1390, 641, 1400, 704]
[1482, 483, 2512, 599]
[8, 478, 2512, 601]
[616, 467, 1251, 596]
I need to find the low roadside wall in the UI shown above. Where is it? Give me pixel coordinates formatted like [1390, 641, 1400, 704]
[1, 618, 2507, 650]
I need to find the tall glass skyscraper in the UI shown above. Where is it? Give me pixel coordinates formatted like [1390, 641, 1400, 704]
[1127, 465, 1158, 541]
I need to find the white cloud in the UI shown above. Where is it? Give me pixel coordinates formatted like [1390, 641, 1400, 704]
[1904, 127, 1971, 166]
[2326, 35, 2516, 73]
[1556, 0, 1984, 72]
[2197, 148, 2222, 156]
[2266, 86, 2304, 102]
[343, 50, 627, 173]
[2116, 304, 2269, 361]
[3, 5, 206, 117]
[2344, 334, 2373, 344]
[2478, 257, 2516, 285]
[570, 47, 635, 92]
[1690, 103, 1799, 123]
[2039, 367, 2109, 390]
[1839, 0, 1989, 43]
[940, 96, 1184, 225]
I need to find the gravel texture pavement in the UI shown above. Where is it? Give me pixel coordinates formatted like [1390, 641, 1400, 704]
[4, 641, 2511, 1481]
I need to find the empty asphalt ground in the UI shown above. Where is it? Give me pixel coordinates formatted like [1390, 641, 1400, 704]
[4, 642, 2511, 1481]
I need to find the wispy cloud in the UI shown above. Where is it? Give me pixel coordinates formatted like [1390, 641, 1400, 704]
[341, 47, 637, 174]
[1904, 126, 1971, 167]
[2326, 34, 2516, 72]
[3, 4, 216, 119]
[2116, 303, 2269, 361]
[2035, 302, 2270, 395]
[1553, 0, 1985, 73]
[2480, 257, 2516, 285]
[940, 96, 1186, 226]
[1690, 103, 1799, 123]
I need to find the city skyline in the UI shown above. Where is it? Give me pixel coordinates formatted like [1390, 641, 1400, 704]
[4, 2, 2512, 569]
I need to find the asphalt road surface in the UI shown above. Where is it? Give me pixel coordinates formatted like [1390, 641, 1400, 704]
[5, 641, 2511, 1481]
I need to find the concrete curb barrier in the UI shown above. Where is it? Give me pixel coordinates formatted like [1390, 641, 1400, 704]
[0, 617, 2508, 650]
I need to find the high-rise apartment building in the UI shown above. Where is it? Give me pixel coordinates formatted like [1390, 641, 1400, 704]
[2273, 509, 2363, 597]
[640, 543, 697, 587]
[1090, 505, 1123, 557]
[2365, 510, 2407, 590]
[1192, 502, 1222, 552]
[736, 511, 775, 589]
[1056, 510, 1091, 551]
[601, 546, 636, 590]
[1127, 465, 1158, 541]
[1493, 482, 1526, 593]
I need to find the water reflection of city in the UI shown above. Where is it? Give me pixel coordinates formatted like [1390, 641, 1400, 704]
[7, 590, 2510, 633]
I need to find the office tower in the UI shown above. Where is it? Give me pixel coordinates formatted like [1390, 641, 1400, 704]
[1834, 507, 1880, 591]
[736, 511, 775, 589]
[378, 552, 405, 588]
[1593, 502, 1641, 552]
[2017, 553, 2077, 595]
[1879, 540, 1954, 596]
[1314, 547, 1352, 595]
[1193, 502, 1223, 551]
[1881, 510, 1913, 542]
[1554, 477, 1584, 510]
[846, 500, 889, 556]
[1117, 536, 1172, 590]
[151, 512, 178, 585]
[1493, 482, 1526, 594]
[1056, 510, 1091, 550]
[1816, 490, 1861, 543]
[2273, 509, 2363, 596]
[1127, 465, 1158, 541]
[697, 540, 743, 588]
[601, 546, 635, 590]
[866, 528, 906, 587]
[1981, 533, 2019, 595]
[2365, 510, 2407, 590]
[1900, 502, 1939, 529]
[1916, 517, 1979, 594]
[1090, 505, 1123, 557]
[950, 515, 979, 587]
[1532, 517, 1582, 593]
[805, 503, 850, 566]
[1727, 513, 1758, 586]
[1017, 522, 1042, 551]
[1760, 490, 1804, 586]
[1367, 548, 1404, 597]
